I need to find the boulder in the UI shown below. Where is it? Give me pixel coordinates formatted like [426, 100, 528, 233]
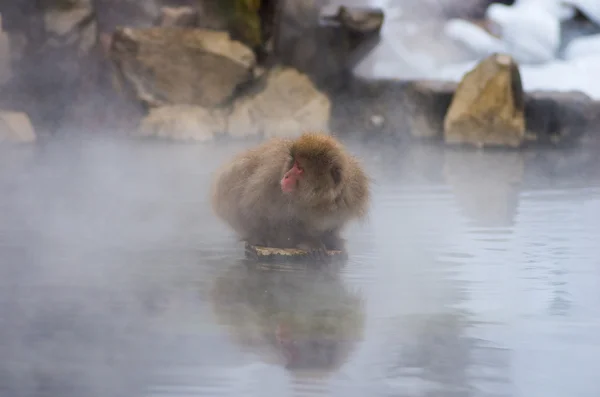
[227, 67, 330, 139]
[109, 27, 256, 109]
[137, 105, 227, 142]
[155, 6, 199, 28]
[0, 0, 98, 132]
[0, 111, 37, 143]
[398, 79, 595, 147]
[43, 0, 97, 54]
[403, 80, 458, 139]
[194, 0, 231, 31]
[94, 0, 229, 32]
[524, 90, 595, 147]
[444, 53, 526, 148]
[277, 2, 384, 90]
[93, 0, 162, 32]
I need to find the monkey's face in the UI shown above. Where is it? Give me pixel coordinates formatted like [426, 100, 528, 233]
[281, 158, 304, 194]
[280, 156, 342, 204]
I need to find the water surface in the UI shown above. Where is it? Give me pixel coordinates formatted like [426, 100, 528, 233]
[1, 137, 599, 397]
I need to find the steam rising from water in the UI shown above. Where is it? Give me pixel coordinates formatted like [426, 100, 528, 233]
[1, 1, 600, 396]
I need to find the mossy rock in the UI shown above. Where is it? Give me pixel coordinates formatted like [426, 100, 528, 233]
[216, 0, 263, 48]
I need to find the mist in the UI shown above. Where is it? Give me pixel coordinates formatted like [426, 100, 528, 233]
[1, 0, 600, 396]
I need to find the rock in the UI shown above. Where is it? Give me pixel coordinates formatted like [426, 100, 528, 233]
[0, 111, 37, 143]
[396, 78, 594, 147]
[444, 53, 526, 148]
[109, 27, 256, 109]
[227, 0, 264, 50]
[44, 0, 96, 53]
[0, 14, 11, 85]
[93, 0, 228, 32]
[0, 0, 98, 132]
[321, 5, 385, 36]
[93, 0, 162, 32]
[277, 2, 383, 90]
[227, 67, 330, 139]
[194, 0, 231, 31]
[319, 5, 384, 70]
[137, 105, 227, 142]
[244, 242, 345, 266]
[403, 80, 458, 139]
[524, 90, 594, 147]
[155, 6, 199, 28]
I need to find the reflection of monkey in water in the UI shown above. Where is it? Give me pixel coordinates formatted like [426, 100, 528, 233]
[210, 262, 365, 373]
[211, 132, 370, 256]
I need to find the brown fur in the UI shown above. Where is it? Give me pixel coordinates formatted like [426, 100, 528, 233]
[211, 132, 370, 251]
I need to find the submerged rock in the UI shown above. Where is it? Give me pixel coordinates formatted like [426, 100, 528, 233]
[109, 27, 256, 109]
[444, 53, 526, 148]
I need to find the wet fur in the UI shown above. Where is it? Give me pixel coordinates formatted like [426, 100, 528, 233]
[211, 132, 370, 251]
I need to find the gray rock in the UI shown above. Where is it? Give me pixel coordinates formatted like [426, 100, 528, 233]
[403, 80, 457, 139]
[109, 27, 256, 109]
[276, 1, 383, 90]
[524, 90, 595, 147]
[1, 0, 98, 132]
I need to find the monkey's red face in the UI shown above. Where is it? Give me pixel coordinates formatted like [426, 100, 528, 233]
[281, 160, 304, 193]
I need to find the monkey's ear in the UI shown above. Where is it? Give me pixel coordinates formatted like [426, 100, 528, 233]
[330, 165, 342, 185]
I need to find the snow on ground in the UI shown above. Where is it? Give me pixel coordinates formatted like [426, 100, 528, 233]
[351, 0, 600, 99]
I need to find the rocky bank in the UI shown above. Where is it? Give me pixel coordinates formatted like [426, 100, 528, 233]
[0, 0, 598, 149]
